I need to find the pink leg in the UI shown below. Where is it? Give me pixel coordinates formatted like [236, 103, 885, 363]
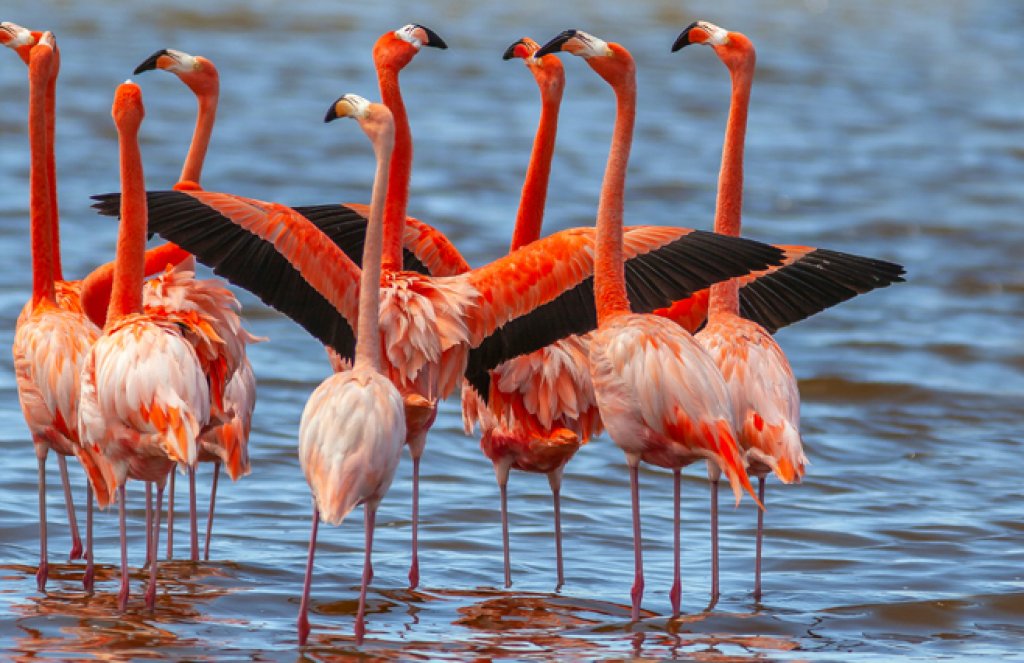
[117, 485, 129, 611]
[754, 477, 765, 601]
[499, 474, 511, 589]
[144, 482, 153, 568]
[166, 471, 175, 559]
[204, 462, 220, 561]
[146, 482, 164, 610]
[711, 479, 720, 601]
[297, 503, 319, 646]
[407, 455, 419, 589]
[189, 466, 199, 562]
[355, 504, 377, 645]
[629, 462, 644, 621]
[83, 484, 95, 593]
[57, 455, 83, 561]
[36, 456, 48, 592]
[669, 469, 681, 618]
[552, 484, 565, 591]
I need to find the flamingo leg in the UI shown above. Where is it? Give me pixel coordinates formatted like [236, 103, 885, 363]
[144, 482, 153, 568]
[145, 481, 164, 610]
[204, 462, 220, 561]
[83, 484, 94, 593]
[711, 478, 720, 601]
[670, 469, 682, 618]
[407, 455, 419, 589]
[548, 470, 565, 591]
[297, 503, 319, 646]
[36, 455, 48, 592]
[499, 472, 511, 589]
[117, 484, 129, 611]
[189, 465, 199, 562]
[355, 504, 377, 645]
[57, 455, 83, 561]
[628, 460, 644, 621]
[754, 476, 765, 601]
[166, 470, 175, 559]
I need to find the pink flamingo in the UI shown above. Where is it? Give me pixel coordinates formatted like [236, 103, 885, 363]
[297, 94, 404, 646]
[77, 80, 210, 611]
[677, 21, 807, 601]
[536, 29, 760, 621]
[461, 37, 600, 590]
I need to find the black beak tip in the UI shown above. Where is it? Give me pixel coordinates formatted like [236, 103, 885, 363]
[502, 41, 521, 61]
[133, 49, 167, 75]
[324, 104, 339, 123]
[671, 22, 701, 52]
[535, 29, 577, 58]
[417, 25, 448, 50]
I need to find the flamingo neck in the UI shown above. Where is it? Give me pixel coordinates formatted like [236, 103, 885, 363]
[510, 79, 562, 251]
[81, 243, 192, 328]
[354, 130, 394, 372]
[28, 51, 55, 307]
[709, 63, 753, 318]
[179, 89, 217, 187]
[377, 67, 409, 272]
[106, 117, 148, 322]
[595, 72, 636, 326]
[45, 48, 62, 282]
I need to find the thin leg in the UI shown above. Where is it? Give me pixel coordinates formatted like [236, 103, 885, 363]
[117, 485, 129, 611]
[166, 470, 175, 559]
[669, 469, 682, 618]
[500, 474, 511, 589]
[754, 477, 766, 601]
[408, 455, 420, 590]
[204, 462, 220, 561]
[144, 482, 153, 568]
[711, 479, 720, 601]
[629, 462, 644, 621]
[146, 482, 164, 610]
[297, 503, 319, 646]
[189, 466, 199, 562]
[84, 484, 94, 593]
[36, 456, 48, 592]
[552, 484, 565, 591]
[57, 455, 83, 561]
[355, 505, 377, 645]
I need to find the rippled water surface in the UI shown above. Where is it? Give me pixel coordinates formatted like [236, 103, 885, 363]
[1, 0, 1022, 660]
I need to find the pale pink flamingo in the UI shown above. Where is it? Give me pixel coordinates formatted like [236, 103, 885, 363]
[297, 94, 405, 646]
[536, 29, 760, 621]
[77, 80, 209, 611]
[129, 46, 260, 563]
[677, 21, 807, 602]
[460, 37, 600, 590]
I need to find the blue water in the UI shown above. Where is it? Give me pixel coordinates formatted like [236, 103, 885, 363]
[1, 0, 1022, 659]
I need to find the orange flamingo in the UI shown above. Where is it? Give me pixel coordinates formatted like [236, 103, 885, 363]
[129, 46, 261, 563]
[461, 37, 599, 590]
[6, 30, 100, 591]
[77, 80, 210, 611]
[536, 29, 759, 621]
[297, 94, 405, 646]
[677, 21, 807, 601]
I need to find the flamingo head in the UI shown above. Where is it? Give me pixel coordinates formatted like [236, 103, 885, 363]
[672, 21, 755, 73]
[1, 21, 38, 64]
[536, 29, 633, 87]
[134, 48, 220, 96]
[373, 23, 447, 72]
[112, 80, 145, 134]
[324, 93, 395, 146]
[503, 37, 565, 97]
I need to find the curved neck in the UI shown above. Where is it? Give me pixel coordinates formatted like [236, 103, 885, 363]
[28, 53, 55, 306]
[81, 243, 192, 327]
[377, 67, 409, 271]
[594, 72, 636, 325]
[107, 118, 147, 322]
[45, 48, 62, 281]
[354, 131, 394, 371]
[509, 80, 562, 251]
[709, 63, 753, 318]
[179, 89, 217, 187]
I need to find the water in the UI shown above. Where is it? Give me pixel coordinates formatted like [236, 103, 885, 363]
[1, 0, 1022, 659]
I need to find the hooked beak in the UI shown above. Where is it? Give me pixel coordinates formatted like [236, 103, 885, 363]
[416, 24, 448, 49]
[134, 49, 169, 75]
[535, 29, 577, 58]
[671, 22, 702, 52]
[502, 39, 526, 61]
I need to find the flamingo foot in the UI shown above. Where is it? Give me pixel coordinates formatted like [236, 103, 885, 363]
[630, 577, 644, 622]
[36, 561, 48, 592]
[407, 557, 418, 591]
[669, 578, 681, 618]
[83, 563, 94, 594]
[297, 612, 310, 646]
[354, 615, 366, 645]
[69, 538, 83, 562]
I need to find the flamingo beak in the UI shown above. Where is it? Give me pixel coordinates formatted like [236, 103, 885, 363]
[416, 25, 448, 49]
[535, 30, 577, 58]
[134, 49, 170, 75]
[502, 39, 526, 61]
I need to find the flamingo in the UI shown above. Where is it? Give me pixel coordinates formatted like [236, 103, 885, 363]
[77, 80, 210, 611]
[460, 37, 599, 590]
[536, 29, 760, 621]
[297, 94, 405, 646]
[677, 21, 808, 602]
[6, 29, 100, 592]
[129, 46, 261, 563]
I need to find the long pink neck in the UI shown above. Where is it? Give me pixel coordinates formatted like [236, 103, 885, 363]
[28, 50, 55, 307]
[354, 125, 394, 372]
[377, 68, 408, 272]
[709, 63, 753, 318]
[595, 65, 637, 326]
[45, 47, 62, 282]
[107, 114, 147, 321]
[509, 75, 562, 251]
[178, 88, 217, 187]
